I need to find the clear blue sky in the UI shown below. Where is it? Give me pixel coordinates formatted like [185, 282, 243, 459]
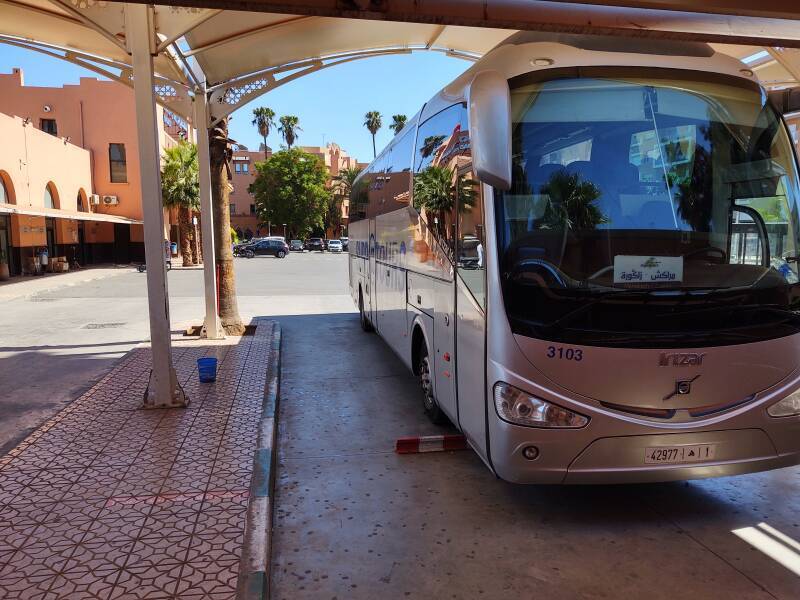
[0, 44, 472, 163]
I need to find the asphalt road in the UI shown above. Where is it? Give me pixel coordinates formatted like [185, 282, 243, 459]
[0, 251, 352, 454]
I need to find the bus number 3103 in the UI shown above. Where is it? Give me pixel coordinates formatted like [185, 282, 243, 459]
[546, 346, 583, 361]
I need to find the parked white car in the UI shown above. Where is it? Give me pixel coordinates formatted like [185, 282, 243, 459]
[327, 239, 343, 253]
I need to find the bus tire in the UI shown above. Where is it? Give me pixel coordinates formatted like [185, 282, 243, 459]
[359, 289, 373, 332]
[419, 345, 446, 425]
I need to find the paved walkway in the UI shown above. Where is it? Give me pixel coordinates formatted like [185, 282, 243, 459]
[0, 267, 134, 301]
[0, 320, 276, 599]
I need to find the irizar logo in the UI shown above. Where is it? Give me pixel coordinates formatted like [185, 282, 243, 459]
[659, 352, 706, 366]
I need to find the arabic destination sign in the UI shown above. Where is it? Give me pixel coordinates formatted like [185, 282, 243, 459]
[613, 255, 684, 285]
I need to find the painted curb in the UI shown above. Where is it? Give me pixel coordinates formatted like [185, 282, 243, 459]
[237, 321, 282, 600]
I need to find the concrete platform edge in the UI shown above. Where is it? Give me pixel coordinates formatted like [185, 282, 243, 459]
[237, 321, 282, 600]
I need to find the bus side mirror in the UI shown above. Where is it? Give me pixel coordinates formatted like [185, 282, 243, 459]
[768, 87, 800, 115]
[467, 70, 512, 191]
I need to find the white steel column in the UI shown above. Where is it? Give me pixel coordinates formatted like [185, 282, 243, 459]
[126, 3, 187, 408]
[194, 90, 224, 339]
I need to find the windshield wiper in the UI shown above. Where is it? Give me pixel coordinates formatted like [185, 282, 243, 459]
[582, 328, 767, 346]
[540, 287, 692, 333]
[657, 302, 797, 320]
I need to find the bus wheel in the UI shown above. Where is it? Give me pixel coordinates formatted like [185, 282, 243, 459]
[419, 346, 446, 424]
[359, 290, 373, 332]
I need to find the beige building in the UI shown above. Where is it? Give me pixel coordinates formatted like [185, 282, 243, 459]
[229, 148, 269, 240]
[0, 68, 183, 276]
[299, 143, 366, 238]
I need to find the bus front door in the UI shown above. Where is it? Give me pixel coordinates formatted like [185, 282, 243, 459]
[455, 179, 488, 455]
[433, 279, 457, 422]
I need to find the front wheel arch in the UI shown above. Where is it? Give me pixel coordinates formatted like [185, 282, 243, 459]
[411, 323, 427, 377]
[359, 285, 373, 332]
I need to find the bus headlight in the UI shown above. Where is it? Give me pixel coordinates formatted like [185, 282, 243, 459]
[767, 389, 800, 417]
[494, 382, 589, 428]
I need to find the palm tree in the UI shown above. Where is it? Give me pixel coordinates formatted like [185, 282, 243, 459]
[209, 116, 246, 335]
[364, 111, 382, 158]
[389, 114, 407, 136]
[328, 166, 363, 238]
[539, 170, 606, 231]
[539, 169, 607, 263]
[324, 192, 343, 238]
[161, 141, 199, 267]
[332, 166, 362, 199]
[412, 165, 477, 239]
[278, 115, 301, 148]
[419, 134, 447, 160]
[251, 107, 276, 153]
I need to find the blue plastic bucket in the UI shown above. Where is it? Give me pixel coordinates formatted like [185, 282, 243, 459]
[197, 357, 218, 383]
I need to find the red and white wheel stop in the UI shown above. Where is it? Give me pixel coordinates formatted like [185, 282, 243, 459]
[395, 434, 468, 454]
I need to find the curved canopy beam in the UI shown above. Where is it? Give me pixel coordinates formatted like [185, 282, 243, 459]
[0, 33, 194, 119]
[206, 47, 418, 126]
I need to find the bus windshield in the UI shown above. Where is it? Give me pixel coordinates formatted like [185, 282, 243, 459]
[495, 71, 800, 347]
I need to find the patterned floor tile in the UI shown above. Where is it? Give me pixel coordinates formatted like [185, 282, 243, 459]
[172, 560, 240, 598]
[0, 321, 274, 599]
[107, 561, 183, 599]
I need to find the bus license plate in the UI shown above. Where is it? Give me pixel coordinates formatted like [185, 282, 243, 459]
[644, 444, 716, 464]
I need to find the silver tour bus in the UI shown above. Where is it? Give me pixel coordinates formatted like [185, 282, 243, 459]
[348, 32, 800, 483]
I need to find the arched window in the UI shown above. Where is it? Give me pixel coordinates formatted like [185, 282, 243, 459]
[77, 189, 88, 212]
[44, 182, 59, 209]
[0, 171, 14, 205]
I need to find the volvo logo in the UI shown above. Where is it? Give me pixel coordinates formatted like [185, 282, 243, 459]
[659, 352, 705, 366]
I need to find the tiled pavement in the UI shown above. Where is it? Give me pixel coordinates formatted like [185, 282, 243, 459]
[0, 320, 277, 600]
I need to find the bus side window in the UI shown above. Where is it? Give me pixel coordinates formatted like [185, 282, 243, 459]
[457, 169, 486, 309]
[413, 103, 469, 265]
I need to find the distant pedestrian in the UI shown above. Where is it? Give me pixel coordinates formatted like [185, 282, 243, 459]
[39, 247, 48, 274]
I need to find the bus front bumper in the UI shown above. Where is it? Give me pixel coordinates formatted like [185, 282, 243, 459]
[490, 425, 800, 485]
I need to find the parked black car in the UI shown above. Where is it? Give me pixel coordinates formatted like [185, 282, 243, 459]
[233, 242, 254, 257]
[289, 240, 304, 252]
[242, 239, 289, 258]
[306, 238, 325, 252]
[339, 237, 349, 251]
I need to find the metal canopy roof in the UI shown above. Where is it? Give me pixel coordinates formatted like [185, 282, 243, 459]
[1, 1, 800, 124]
[183, 15, 511, 86]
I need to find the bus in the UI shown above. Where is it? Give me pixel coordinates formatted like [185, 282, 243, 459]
[348, 32, 800, 484]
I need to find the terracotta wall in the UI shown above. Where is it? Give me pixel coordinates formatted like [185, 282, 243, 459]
[55, 219, 79, 245]
[0, 69, 180, 222]
[0, 112, 93, 212]
[10, 214, 45, 247]
[130, 223, 144, 243]
[84, 221, 114, 244]
[230, 150, 267, 219]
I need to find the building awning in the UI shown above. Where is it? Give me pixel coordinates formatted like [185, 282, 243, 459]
[0, 203, 142, 225]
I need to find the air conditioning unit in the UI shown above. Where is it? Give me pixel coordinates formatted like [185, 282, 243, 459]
[102, 195, 119, 206]
[90, 194, 101, 205]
